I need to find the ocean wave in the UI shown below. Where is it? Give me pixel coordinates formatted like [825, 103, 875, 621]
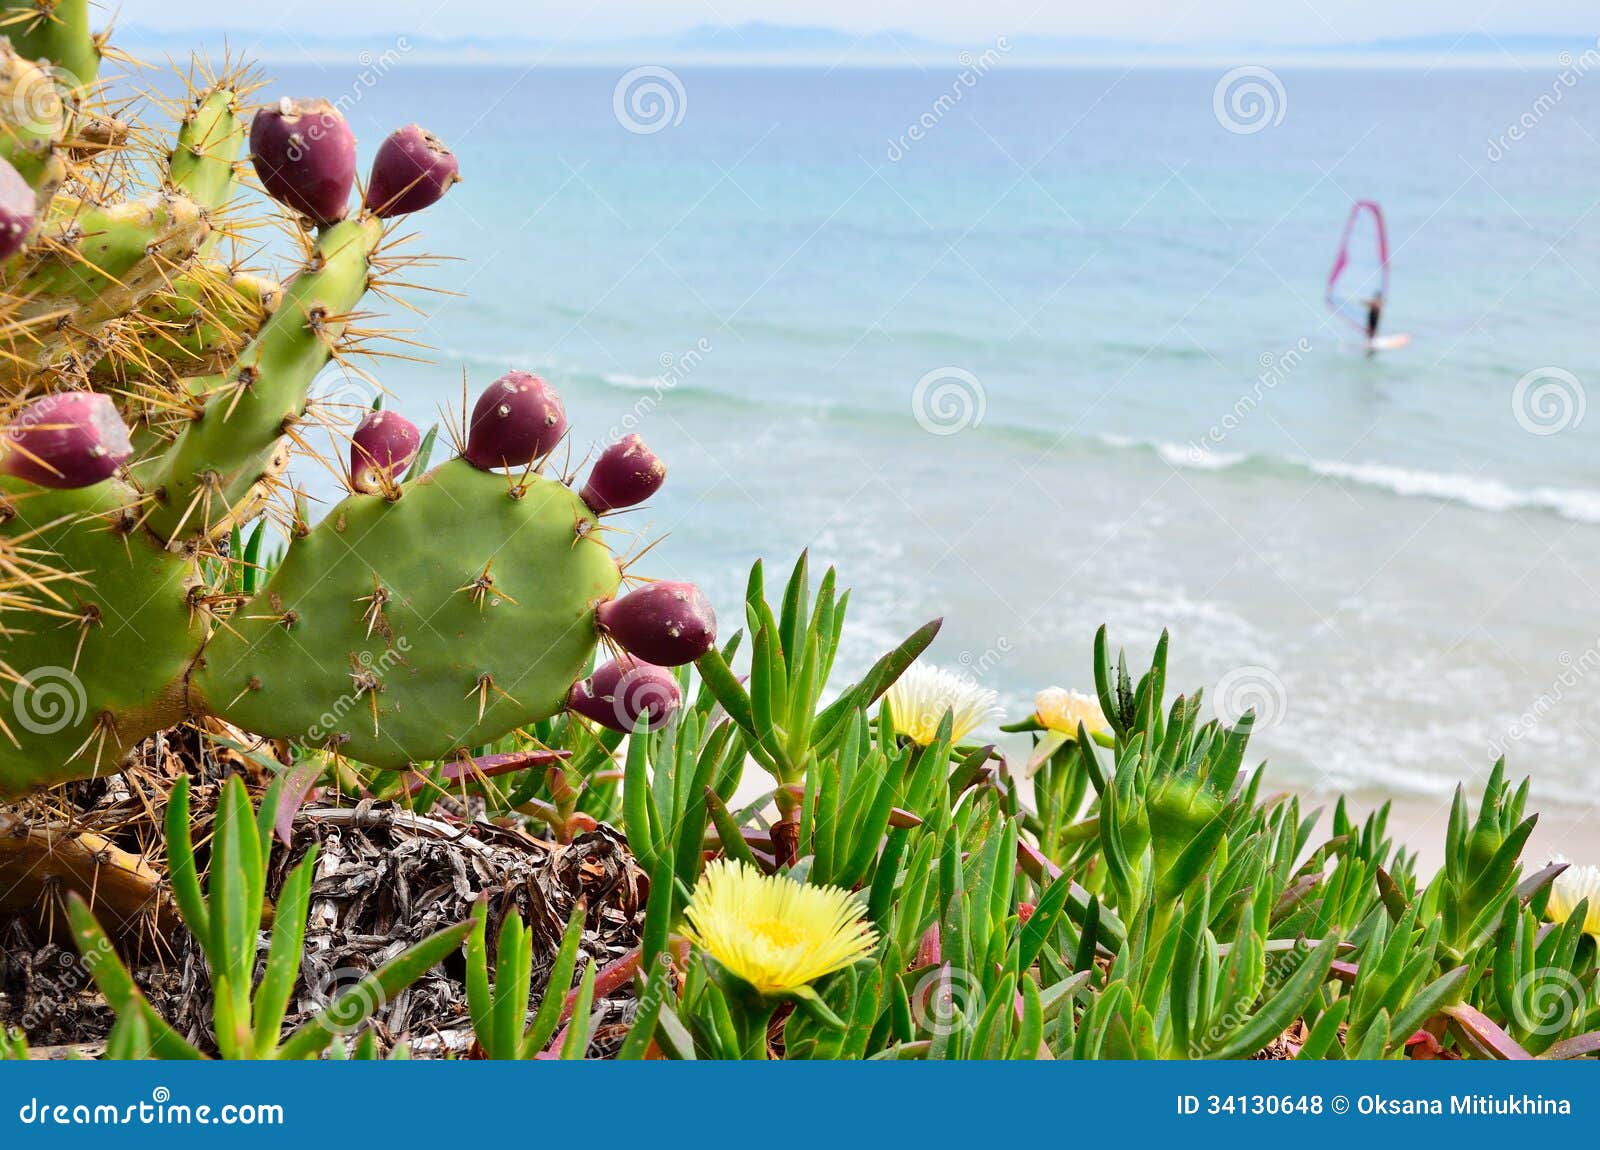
[420, 352, 1600, 525]
[1093, 434, 1600, 524]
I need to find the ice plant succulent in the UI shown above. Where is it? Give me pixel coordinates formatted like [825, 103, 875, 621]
[881, 662, 997, 746]
[684, 859, 877, 1056]
[685, 859, 877, 995]
[1034, 686, 1108, 736]
[1545, 859, 1600, 938]
[1026, 686, 1109, 773]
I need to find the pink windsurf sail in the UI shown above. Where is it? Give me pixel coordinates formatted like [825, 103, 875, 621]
[1325, 200, 1390, 335]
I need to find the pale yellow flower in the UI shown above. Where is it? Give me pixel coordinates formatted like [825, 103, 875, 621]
[683, 859, 878, 996]
[1545, 858, 1600, 937]
[1024, 687, 1111, 775]
[881, 663, 998, 746]
[1033, 687, 1109, 736]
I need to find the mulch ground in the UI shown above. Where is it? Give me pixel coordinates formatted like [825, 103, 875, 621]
[0, 728, 649, 1059]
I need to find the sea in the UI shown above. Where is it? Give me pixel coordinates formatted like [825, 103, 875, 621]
[238, 59, 1600, 830]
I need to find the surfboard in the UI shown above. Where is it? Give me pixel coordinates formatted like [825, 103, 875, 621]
[1368, 333, 1411, 352]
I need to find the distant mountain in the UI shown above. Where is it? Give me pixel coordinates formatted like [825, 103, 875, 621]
[108, 21, 1594, 65]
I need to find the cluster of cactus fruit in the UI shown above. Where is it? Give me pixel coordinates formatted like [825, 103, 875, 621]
[0, 3, 711, 795]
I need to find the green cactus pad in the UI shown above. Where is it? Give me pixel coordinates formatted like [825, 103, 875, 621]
[145, 216, 378, 542]
[2, 0, 103, 92]
[0, 476, 201, 793]
[167, 87, 243, 214]
[194, 458, 620, 768]
[0, 42, 67, 192]
[100, 264, 281, 388]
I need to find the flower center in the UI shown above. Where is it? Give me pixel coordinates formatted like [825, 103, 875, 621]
[749, 916, 805, 950]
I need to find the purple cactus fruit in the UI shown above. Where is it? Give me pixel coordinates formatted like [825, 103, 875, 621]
[567, 657, 681, 733]
[365, 124, 459, 218]
[595, 581, 716, 667]
[350, 409, 421, 494]
[0, 156, 34, 260]
[463, 371, 568, 471]
[580, 434, 665, 513]
[0, 392, 133, 489]
[250, 97, 357, 225]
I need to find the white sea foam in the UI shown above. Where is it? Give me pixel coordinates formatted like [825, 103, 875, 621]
[1096, 434, 1600, 525]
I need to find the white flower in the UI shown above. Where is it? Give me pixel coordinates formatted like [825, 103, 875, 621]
[880, 663, 998, 746]
[1545, 857, 1600, 937]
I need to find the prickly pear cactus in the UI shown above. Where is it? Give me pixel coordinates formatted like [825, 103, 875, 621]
[0, 10, 714, 794]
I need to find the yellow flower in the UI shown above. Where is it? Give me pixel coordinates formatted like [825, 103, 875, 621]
[881, 663, 998, 746]
[683, 859, 878, 996]
[1545, 858, 1600, 937]
[1033, 687, 1109, 736]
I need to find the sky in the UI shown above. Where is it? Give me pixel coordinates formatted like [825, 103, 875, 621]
[120, 0, 1598, 47]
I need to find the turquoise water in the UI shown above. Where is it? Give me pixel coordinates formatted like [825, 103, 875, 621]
[264, 62, 1600, 815]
